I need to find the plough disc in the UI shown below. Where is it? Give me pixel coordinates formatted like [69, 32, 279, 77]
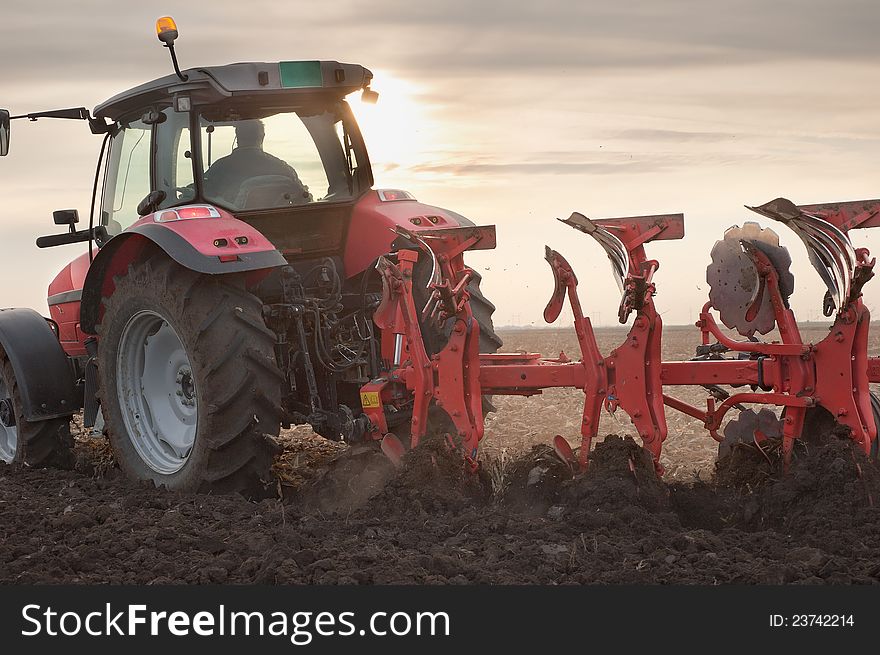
[707, 222, 795, 336]
[718, 408, 784, 458]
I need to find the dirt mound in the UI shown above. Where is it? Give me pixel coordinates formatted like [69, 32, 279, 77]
[500, 435, 668, 516]
[496, 443, 572, 512]
[560, 435, 669, 511]
[715, 432, 880, 532]
[362, 436, 491, 517]
[711, 414, 880, 528]
[290, 436, 491, 517]
[714, 439, 779, 491]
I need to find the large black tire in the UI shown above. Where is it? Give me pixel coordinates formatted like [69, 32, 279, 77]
[0, 348, 73, 468]
[465, 270, 504, 354]
[412, 260, 502, 357]
[96, 255, 283, 496]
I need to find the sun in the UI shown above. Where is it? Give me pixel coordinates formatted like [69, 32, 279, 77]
[348, 70, 432, 185]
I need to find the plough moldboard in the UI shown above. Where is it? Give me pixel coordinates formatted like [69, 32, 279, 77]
[360, 197, 880, 475]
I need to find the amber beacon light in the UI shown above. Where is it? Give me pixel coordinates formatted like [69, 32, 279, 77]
[156, 16, 179, 44]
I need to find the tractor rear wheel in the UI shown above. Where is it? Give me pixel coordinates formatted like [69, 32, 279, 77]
[97, 256, 283, 496]
[413, 261, 502, 356]
[0, 349, 73, 467]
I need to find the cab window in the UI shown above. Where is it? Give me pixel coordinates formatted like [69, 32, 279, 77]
[198, 108, 353, 211]
[102, 118, 152, 235]
[155, 108, 195, 208]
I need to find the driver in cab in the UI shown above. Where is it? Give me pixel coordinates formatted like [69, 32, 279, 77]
[203, 119, 311, 207]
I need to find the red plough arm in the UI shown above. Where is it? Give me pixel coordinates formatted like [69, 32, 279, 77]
[362, 210, 686, 472]
[541, 212, 683, 471]
[361, 226, 495, 465]
[743, 198, 878, 458]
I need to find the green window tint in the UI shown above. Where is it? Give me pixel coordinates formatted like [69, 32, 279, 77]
[279, 61, 324, 88]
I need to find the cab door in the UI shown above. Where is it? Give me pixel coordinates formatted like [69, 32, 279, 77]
[47, 116, 152, 356]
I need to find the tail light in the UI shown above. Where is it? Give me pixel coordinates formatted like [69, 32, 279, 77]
[155, 205, 221, 222]
[377, 189, 415, 202]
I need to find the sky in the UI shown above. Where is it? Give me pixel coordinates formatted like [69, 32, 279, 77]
[1, 0, 878, 328]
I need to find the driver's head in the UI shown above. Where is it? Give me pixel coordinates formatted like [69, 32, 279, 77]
[235, 119, 265, 149]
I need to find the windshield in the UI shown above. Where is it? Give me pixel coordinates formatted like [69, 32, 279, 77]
[199, 107, 355, 211]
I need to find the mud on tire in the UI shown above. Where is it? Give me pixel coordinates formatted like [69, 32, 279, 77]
[0, 347, 73, 468]
[97, 255, 283, 496]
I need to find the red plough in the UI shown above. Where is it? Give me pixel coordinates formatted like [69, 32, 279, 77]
[361, 198, 880, 473]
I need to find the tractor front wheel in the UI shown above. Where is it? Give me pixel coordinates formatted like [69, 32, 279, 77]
[97, 256, 283, 495]
[0, 348, 73, 467]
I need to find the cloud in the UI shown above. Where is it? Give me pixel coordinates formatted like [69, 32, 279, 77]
[355, 0, 880, 74]
[2, 0, 878, 91]
[612, 129, 736, 143]
[406, 150, 780, 177]
[410, 160, 671, 176]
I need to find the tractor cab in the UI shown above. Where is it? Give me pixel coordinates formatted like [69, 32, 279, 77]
[93, 60, 377, 242]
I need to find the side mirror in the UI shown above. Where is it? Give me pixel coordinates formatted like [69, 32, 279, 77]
[0, 109, 9, 156]
[53, 209, 80, 227]
[137, 190, 166, 216]
[142, 108, 167, 125]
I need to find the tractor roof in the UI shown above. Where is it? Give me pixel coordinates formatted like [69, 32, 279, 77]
[94, 61, 373, 121]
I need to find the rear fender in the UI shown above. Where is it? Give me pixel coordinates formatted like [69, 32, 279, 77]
[344, 190, 485, 277]
[80, 207, 286, 334]
[0, 308, 78, 420]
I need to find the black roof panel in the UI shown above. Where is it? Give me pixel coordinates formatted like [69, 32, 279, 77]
[94, 61, 372, 120]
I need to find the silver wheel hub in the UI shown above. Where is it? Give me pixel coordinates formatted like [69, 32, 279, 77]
[0, 380, 16, 463]
[116, 310, 197, 474]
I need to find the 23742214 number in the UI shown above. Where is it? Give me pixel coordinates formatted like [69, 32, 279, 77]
[770, 614, 854, 627]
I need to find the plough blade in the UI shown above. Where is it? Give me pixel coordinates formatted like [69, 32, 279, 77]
[381, 433, 406, 468]
[552, 435, 577, 472]
[558, 212, 629, 291]
[748, 198, 858, 313]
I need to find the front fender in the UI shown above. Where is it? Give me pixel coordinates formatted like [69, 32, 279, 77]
[0, 308, 77, 420]
[80, 208, 285, 334]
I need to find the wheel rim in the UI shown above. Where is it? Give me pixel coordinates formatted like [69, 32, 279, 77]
[0, 379, 17, 463]
[116, 310, 197, 474]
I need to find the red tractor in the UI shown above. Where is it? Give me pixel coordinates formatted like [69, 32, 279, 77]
[4, 18, 879, 499]
[0, 18, 499, 494]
